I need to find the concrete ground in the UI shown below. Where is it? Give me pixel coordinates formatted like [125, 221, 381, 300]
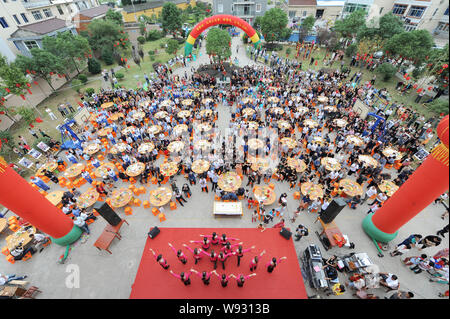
[0, 37, 448, 299]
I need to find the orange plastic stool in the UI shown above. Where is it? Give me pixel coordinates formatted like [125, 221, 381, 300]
[138, 187, 146, 194]
[1, 247, 10, 256]
[6, 255, 15, 264]
[293, 192, 301, 200]
[124, 207, 133, 215]
[22, 252, 32, 261]
[133, 188, 141, 196]
[9, 224, 20, 232]
[42, 238, 51, 247]
[151, 177, 157, 184]
[170, 201, 177, 210]
[7, 216, 18, 224]
[158, 213, 166, 222]
[130, 177, 136, 184]
[143, 200, 150, 208]
[152, 208, 160, 216]
[97, 154, 104, 161]
[133, 199, 141, 207]
[268, 183, 275, 190]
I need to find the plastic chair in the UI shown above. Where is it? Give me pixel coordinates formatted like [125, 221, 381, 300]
[7, 216, 18, 224]
[293, 192, 301, 200]
[133, 188, 141, 197]
[9, 224, 20, 232]
[133, 199, 141, 207]
[143, 200, 150, 208]
[6, 254, 15, 264]
[97, 154, 104, 161]
[42, 238, 51, 247]
[1, 247, 10, 256]
[152, 208, 160, 216]
[158, 213, 166, 222]
[138, 187, 146, 194]
[268, 183, 275, 190]
[170, 201, 177, 210]
[124, 207, 133, 215]
[22, 252, 32, 261]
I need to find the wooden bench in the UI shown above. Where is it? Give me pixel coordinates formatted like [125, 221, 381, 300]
[104, 219, 129, 239]
[94, 228, 121, 254]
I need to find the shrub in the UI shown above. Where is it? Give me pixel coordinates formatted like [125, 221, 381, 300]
[71, 79, 83, 92]
[376, 63, 397, 82]
[428, 99, 449, 115]
[115, 72, 125, 80]
[159, 42, 166, 49]
[341, 66, 350, 73]
[17, 107, 36, 125]
[148, 50, 155, 56]
[150, 56, 155, 61]
[77, 74, 88, 84]
[88, 58, 101, 74]
[286, 48, 292, 56]
[146, 30, 162, 41]
[101, 50, 114, 65]
[137, 36, 146, 44]
[346, 43, 357, 57]
[165, 39, 179, 55]
[85, 88, 95, 97]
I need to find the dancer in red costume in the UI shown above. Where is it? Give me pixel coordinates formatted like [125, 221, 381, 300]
[190, 237, 210, 250]
[183, 244, 203, 264]
[218, 251, 234, 270]
[249, 250, 266, 272]
[199, 232, 219, 245]
[220, 241, 243, 255]
[212, 270, 231, 287]
[266, 257, 287, 273]
[230, 273, 257, 287]
[191, 268, 213, 285]
[201, 249, 219, 269]
[233, 245, 256, 266]
[149, 248, 170, 269]
[219, 233, 240, 245]
[168, 243, 188, 265]
[169, 270, 192, 285]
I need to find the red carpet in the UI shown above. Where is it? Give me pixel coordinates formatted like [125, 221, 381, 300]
[129, 228, 307, 299]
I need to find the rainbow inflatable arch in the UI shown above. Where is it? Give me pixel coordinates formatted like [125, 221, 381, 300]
[185, 14, 261, 56]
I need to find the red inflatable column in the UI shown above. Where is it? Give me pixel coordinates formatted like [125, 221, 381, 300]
[0, 157, 81, 245]
[363, 116, 449, 242]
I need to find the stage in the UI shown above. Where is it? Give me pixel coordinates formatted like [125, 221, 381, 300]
[130, 228, 308, 299]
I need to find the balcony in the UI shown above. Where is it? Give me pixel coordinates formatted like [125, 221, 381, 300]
[21, 0, 52, 9]
[233, 9, 256, 17]
[440, 14, 449, 24]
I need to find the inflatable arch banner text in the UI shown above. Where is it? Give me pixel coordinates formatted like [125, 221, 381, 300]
[185, 14, 261, 56]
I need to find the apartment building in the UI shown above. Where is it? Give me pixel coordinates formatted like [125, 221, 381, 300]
[0, 0, 100, 61]
[213, 0, 267, 25]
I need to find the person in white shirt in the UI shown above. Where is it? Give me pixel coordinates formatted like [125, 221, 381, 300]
[363, 186, 377, 203]
[72, 215, 90, 234]
[0, 273, 27, 286]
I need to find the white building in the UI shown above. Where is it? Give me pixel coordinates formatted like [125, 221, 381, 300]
[0, 0, 100, 62]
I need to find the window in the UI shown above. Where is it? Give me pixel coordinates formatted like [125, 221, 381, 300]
[379, 7, 384, 14]
[256, 4, 261, 12]
[218, 3, 223, 13]
[445, 7, 449, 15]
[12, 14, 21, 25]
[43, 8, 53, 18]
[31, 10, 43, 20]
[316, 9, 324, 18]
[57, 5, 64, 15]
[404, 24, 417, 31]
[289, 11, 296, 18]
[408, 6, 426, 18]
[392, 4, 407, 15]
[21, 13, 29, 23]
[437, 22, 449, 31]
[24, 40, 39, 51]
[303, 11, 307, 17]
[0, 17, 9, 28]
[344, 3, 368, 13]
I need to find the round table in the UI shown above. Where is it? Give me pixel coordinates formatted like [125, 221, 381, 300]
[218, 172, 242, 192]
[303, 119, 319, 128]
[6, 226, 36, 251]
[346, 135, 364, 147]
[268, 96, 280, 103]
[318, 96, 329, 103]
[378, 180, 399, 197]
[339, 179, 363, 197]
[253, 185, 277, 205]
[108, 188, 133, 208]
[36, 161, 58, 176]
[321, 157, 341, 171]
[160, 161, 179, 176]
[147, 125, 162, 135]
[182, 99, 193, 106]
[248, 122, 259, 130]
[101, 102, 114, 109]
[0, 218, 7, 234]
[270, 107, 284, 115]
[126, 162, 145, 177]
[280, 137, 297, 149]
[64, 163, 85, 179]
[155, 111, 168, 119]
[202, 98, 214, 105]
[333, 119, 347, 128]
[45, 190, 65, 206]
[248, 156, 270, 172]
[133, 111, 145, 120]
[173, 124, 188, 135]
[98, 127, 113, 137]
[121, 126, 136, 135]
[197, 123, 212, 132]
[149, 187, 173, 207]
[138, 142, 155, 154]
[168, 141, 185, 153]
[287, 157, 306, 173]
[248, 138, 265, 149]
[177, 110, 191, 119]
[297, 106, 308, 115]
[110, 142, 128, 155]
[278, 120, 291, 130]
[109, 113, 124, 121]
[358, 155, 379, 168]
[382, 147, 402, 161]
[160, 100, 172, 107]
[83, 144, 101, 155]
[324, 105, 337, 112]
[199, 109, 213, 118]
[242, 97, 253, 104]
[312, 136, 326, 145]
[77, 188, 100, 209]
[301, 182, 324, 200]
[191, 159, 210, 174]
[94, 162, 116, 178]
[194, 139, 211, 151]
[242, 108, 255, 117]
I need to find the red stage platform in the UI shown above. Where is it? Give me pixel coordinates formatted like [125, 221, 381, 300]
[130, 228, 307, 299]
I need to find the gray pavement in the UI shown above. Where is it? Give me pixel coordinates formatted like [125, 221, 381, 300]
[0, 36, 448, 299]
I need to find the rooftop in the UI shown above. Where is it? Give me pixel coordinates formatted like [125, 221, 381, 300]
[77, 4, 111, 18]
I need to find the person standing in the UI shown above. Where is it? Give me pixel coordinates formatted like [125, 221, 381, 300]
[212, 270, 231, 287]
[81, 170, 94, 184]
[190, 237, 210, 251]
[168, 243, 188, 264]
[266, 257, 287, 273]
[233, 245, 255, 267]
[218, 251, 234, 270]
[230, 273, 257, 287]
[249, 250, 266, 272]
[149, 248, 170, 269]
[199, 177, 208, 193]
[191, 269, 213, 286]
[28, 127, 39, 139]
[169, 270, 192, 286]
[201, 249, 219, 269]
[294, 224, 309, 241]
[72, 215, 90, 235]
[30, 176, 50, 192]
[183, 244, 203, 265]
[45, 108, 58, 120]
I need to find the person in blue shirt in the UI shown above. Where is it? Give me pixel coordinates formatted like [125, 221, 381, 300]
[31, 176, 50, 191]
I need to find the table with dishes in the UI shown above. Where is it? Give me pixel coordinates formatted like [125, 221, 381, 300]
[83, 144, 101, 155]
[126, 162, 145, 177]
[278, 120, 291, 130]
[167, 141, 185, 153]
[173, 124, 188, 135]
[147, 125, 162, 135]
[253, 185, 276, 206]
[280, 137, 297, 149]
[218, 172, 242, 192]
[378, 180, 399, 197]
[155, 111, 168, 119]
[6, 226, 36, 251]
[94, 162, 116, 178]
[270, 107, 284, 115]
[132, 111, 145, 120]
[339, 179, 363, 197]
[160, 161, 179, 176]
[268, 96, 280, 104]
[98, 127, 113, 137]
[197, 123, 212, 132]
[191, 159, 210, 174]
[287, 158, 306, 173]
[108, 188, 133, 208]
[194, 139, 211, 151]
[242, 108, 255, 117]
[248, 138, 264, 150]
[149, 187, 173, 207]
[297, 106, 308, 115]
[303, 119, 319, 128]
[182, 99, 193, 106]
[301, 182, 324, 200]
[248, 156, 270, 172]
[321, 157, 341, 171]
[101, 102, 114, 109]
[382, 147, 403, 161]
[109, 112, 124, 121]
[64, 163, 85, 179]
[358, 155, 379, 168]
[36, 161, 58, 176]
[138, 142, 155, 154]
[110, 142, 128, 154]
[77, 188, 100, 209]
[346, 135, 364, 147]
[121, 126, 136, 135]
[45, 190, 65, 206]
[177, 110, 191, 119]
[199, 109, 213, 118]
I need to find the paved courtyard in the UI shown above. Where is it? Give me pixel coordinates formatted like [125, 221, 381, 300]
[0, 37, 448, 299]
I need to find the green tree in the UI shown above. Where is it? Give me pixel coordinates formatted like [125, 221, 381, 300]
[15, 49, 64, 91]
[165, 39, 180, 55]
[85, 19, 130, 57]
[357, 12, 404, 41]
[253, 16, 263, 31]
[161, 2, 182, 38]
[426, 44, 449, 91]
[206, 27, 231, 63]
[260, 8, 289, 43]
[384, 30, 434, 66]
[428, 99, 449, 115]
[87, 58, 101, 74]
[334, 9, 366, 40]
[105, 8, 123, 26]
[0, 54, 29, 110]
[301, 15, 316, 34]
[376, 62, 397, 81]
[17, 106, 36, 125]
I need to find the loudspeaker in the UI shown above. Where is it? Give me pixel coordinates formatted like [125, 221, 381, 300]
[280, 227, 292, 240]
[320, 198, 346, 224]
[92, 202, 121, 226]
[148, 226, 160, 239]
